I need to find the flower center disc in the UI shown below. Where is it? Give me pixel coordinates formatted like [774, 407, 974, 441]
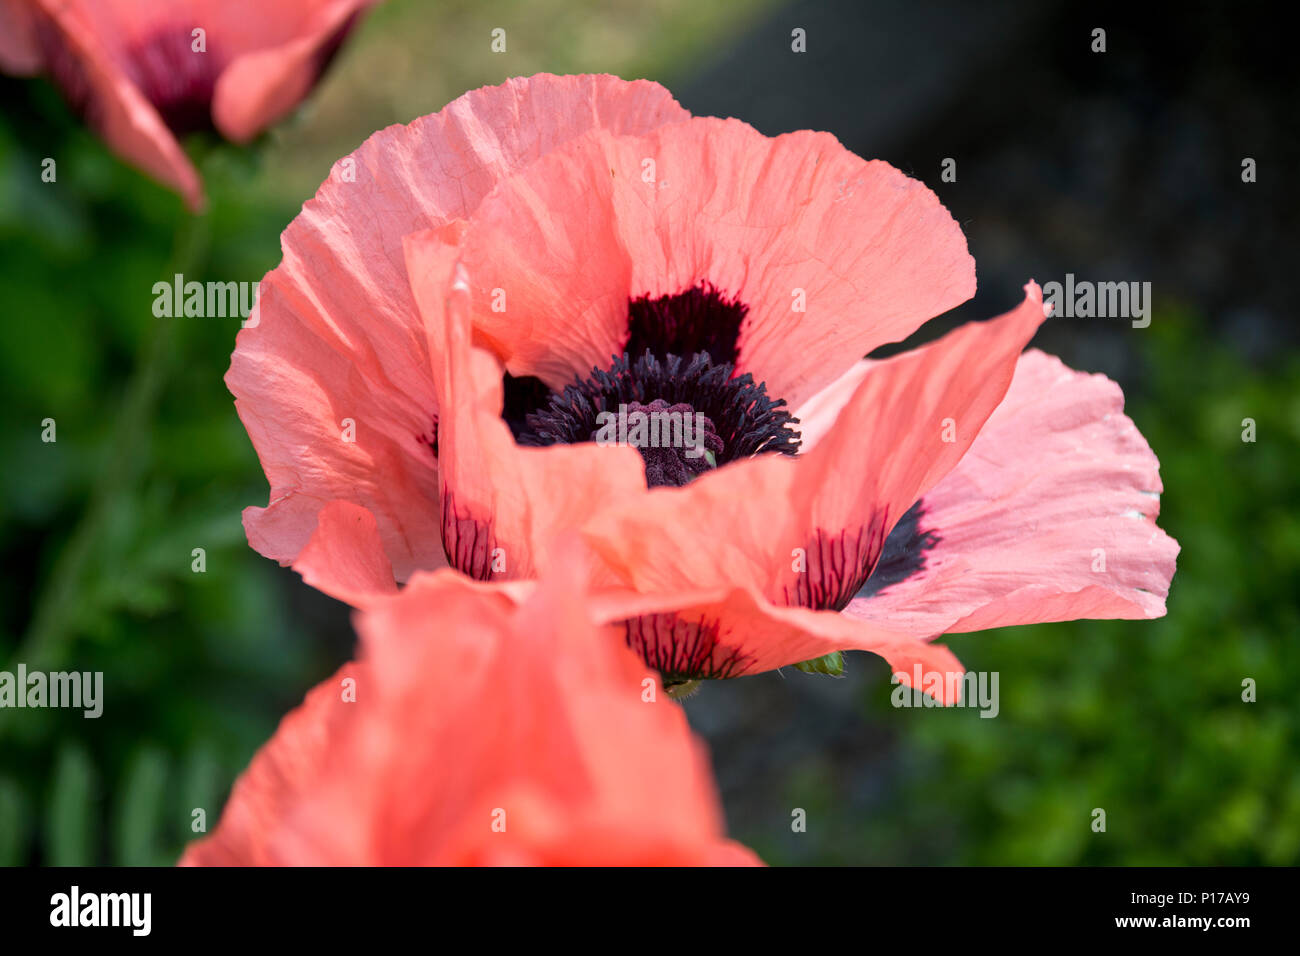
[511, 349, 800, 488]
[589, 398, 724, 487]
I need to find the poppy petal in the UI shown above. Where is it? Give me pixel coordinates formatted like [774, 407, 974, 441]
[404, 224, 647, 582]
[231, 74, 687, 585]
[842, 348, 1180, 634]
[0, 0, 41, 74]
[182, 553, 754, 865]
[292, 500, 398, 607]
[577, 284, 1047, 613]
[453, 117, 974, 404]
[774, 283, 1048, 608]
[586, 583, 968, 704]
[179, 661, 362, 866]
[791, 356, 879, 452]
[29, 0, 205, 209]
[211, 0, 375, 142]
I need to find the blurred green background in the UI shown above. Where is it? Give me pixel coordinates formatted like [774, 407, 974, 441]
[1, 0, 1296, 865]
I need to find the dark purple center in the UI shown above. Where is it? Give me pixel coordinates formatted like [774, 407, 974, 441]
[470, 283, 943, 684]
[625, 282, 746, 368]
[588, 398, 725, 487]
[505, 283, 799, 488]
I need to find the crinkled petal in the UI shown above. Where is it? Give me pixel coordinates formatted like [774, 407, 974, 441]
[578, 285, 1047, 613]
[772, 283, 1048, 604]
[404, 224, 647, 582]
[843, 349, 1180, 634]
[292, 500, 397, 607]
[455, 117, 974, 404]
[230, 74, 688, 585]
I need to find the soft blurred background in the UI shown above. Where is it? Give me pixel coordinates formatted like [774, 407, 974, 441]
[1, 0, 1296, 865]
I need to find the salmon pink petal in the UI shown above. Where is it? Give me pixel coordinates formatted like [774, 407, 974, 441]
[179, 662, 362, 866]
[292, 500, 397, 607]
[708, 842, 767, 866]
[579, 452, 798, 598]
[231, 74, 688, 585]
[27, 0, 204, 209]
[211, 0, 375, 142]
[183, 557, 755, 865]
[588, 583, 968, 703]
[772, 283, 1048, 608]
[578, 284, 1047, 613]
[842, 349, 1180, 634]
[791, 357, 879, 452]
[0, 0, 41, 74]
[231, 304, 447, 584]
[404, 225, 648, 582]
[453, 117, 973, 404]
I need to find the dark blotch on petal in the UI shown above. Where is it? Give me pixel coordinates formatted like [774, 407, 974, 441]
[785, 502, 939, 612]
[785, 513, 891, 612]
[440, 490, 501, 581]
[625, 282, 746, 367]
[623, 613, 753, 682]
[856, 500, 940, 599]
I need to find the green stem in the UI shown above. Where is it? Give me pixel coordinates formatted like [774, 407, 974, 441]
[14, 211, 208, 672]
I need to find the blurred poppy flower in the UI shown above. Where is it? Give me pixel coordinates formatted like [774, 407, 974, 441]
[179, 554, 758, 866]
[0, 0, 377, 209]
[229, 73, 1178, 700]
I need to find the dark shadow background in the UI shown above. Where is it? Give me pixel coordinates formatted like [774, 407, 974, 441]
[1, 0, 1296, 865]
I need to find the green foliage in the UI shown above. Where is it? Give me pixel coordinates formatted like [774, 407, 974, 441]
[0, 78, 342, 865]
[831, 310, 1300, 866]
[46, 744, 96, 866]
[0, 0, 1292, 865]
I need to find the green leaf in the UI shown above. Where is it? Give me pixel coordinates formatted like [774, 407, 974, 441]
[46, 744, 96, 866]
[113, 746, 170, 866]
[0, 778, 28, 865]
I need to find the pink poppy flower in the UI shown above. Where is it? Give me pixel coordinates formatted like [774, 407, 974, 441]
[0, 0, 377, 209]
[230, 73, 1178, 701]
[179, 554, 759, 866]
